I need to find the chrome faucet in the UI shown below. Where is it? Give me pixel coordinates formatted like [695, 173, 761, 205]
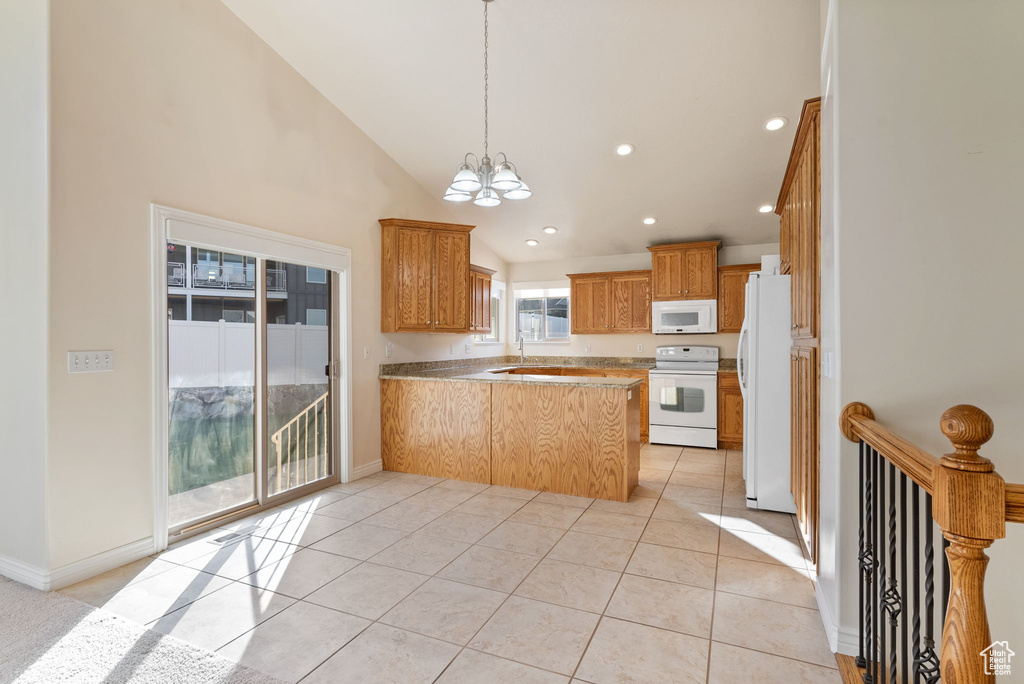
[518, 334, 525, 364]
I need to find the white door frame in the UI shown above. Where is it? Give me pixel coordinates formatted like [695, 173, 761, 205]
[150, 204, 353, 552]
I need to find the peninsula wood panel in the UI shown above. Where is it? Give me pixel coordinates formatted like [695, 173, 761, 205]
[717, 263, 759, 333]
[380, 378, 491, 483]
[610, 271, 652, 332]
[490, 383, 638, 501]
[717, 371, 743, 449]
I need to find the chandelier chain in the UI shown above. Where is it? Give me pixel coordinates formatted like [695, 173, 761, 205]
[483, 0, 489, 158]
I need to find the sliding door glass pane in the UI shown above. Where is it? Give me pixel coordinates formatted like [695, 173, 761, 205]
[168, 245, 257, 528]
[266, 261, 332, 497]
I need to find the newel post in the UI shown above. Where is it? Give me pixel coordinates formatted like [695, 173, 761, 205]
[933, 405, 1004, 684]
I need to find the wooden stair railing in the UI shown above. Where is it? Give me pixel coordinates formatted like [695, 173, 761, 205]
[837, 402, 1019, 684]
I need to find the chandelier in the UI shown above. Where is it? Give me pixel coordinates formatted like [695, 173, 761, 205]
[442, 0, 531, 207]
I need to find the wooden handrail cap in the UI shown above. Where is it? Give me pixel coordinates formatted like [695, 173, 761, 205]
[940, 404, 993, 462]
[839, 402, 874, 442]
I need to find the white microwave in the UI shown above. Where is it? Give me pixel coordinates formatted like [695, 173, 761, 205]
[652, 299, 718, 334]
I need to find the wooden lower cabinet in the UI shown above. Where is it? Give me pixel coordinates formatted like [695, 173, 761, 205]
[717, 371, 743, 449]
[791, 345, 819, 563]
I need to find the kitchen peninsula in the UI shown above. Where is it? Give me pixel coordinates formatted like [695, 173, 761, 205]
[380, 359, 647, 502]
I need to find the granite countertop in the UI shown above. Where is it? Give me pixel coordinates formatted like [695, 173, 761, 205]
[379, 357, 649, 389]
[720, 358, 737, 372]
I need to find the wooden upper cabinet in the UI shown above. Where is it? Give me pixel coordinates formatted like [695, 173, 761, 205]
[469, 265, 496, 334]
[380, 218, 474, 333]
[569, 270, 651, 334]
[776, 98, 820, 340]
[717, 263, 759, 333]
[648, 241, 720, 301]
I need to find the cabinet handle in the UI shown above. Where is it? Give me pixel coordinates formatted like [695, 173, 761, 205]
[792, 324, 798, 330]
[435, 321, 439, 324]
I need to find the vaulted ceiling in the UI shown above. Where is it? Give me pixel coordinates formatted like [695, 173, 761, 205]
[221, 0, 820, 263]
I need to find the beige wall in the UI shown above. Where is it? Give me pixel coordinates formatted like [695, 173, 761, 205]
[46, 0, 505, 569]
[821, 0, 1024, 651]
[0, 0, 50, 573]
[507, 244, 779, 359]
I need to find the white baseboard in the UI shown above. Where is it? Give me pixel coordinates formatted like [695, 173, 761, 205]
[816, 580, 859, 656]
[351, 459, 383, 481]
[0, 537, 155, 592]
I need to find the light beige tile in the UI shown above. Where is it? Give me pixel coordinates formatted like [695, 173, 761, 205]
[640, 455, 679, 471]
[325, 478, 382, 495]
[641, 518, 720, 554]
[718, 529, 808, 568]
[453, 493, 529, 519]
[638, 467, 671, 483]
[470, 596, 600, 675]
[361, 501, 448, 532]
[683, 446, 725, 459]
[217, 600, 370, 682]
[576, 617, 708, 684]
[305, 562, 428, 619]
[534, 491, 595, 508]
[368, 533, 470, 575]
[273, 491, 350, 516]
[673, 459, 726, 476]
[149, 582, 295, 651]
[570, 510, 648, 541]
[510, 501, 585, 529]
[722, 488, 748, 508]
[485, 485, 540, 500]
[438, 545, 540, 592]
[712, 592, 835, 668]
[633, 481, 666, 498]
[514, 559, 621, 613]
[404, 485, 477, 510]
[478, 520, 566, 557]
[394, 473, 447, 487]
[589, 494, 657, 518]
[708, 642, 843, 684]
[625, 543, 718, 589]
[238, 547, 360, 598]
[381, 577, 506, 645]
[435, 478, 491, 494]
[668, 471, 725, 490]
[605, 573, 714, 638]
[367, 470, 403, 481]
[417, 510, 503, 543]
[652, 499, 722, 527]
[719, 507, 799, 539]
[547, 531, 637, 572]
[315, 495, 394, 521]
[59, 557, 177, 604]
[184, 537, 302, 580]
[640, 444, 683, 460]
[253, 512, 355, 546]
[358, 480, 432, 502]
[715, 556, 816, 608]
[309, 522, 408, 560]
[436, 649, 570, 684]
[89, 565, 232, 624]
[661, 483, 724, 506]
[155, 528, 250, 565]
[303, 623, 459, 684]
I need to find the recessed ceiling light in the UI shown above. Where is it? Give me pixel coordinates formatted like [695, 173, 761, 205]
[643, 217, 658, 225]
[764, 117, 788, 131]
[758, 204, 774, 213]
[542, 226, 558, 234]
[525, 239, 539, 246]
[615, 143, 635, 156]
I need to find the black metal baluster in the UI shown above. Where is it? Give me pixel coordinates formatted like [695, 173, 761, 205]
[857, 440, 867, 669]
[878, 454, 888, 683]
[900, 472, 909, 684]
[915, 493, 940, 683]
[941, 535, 951, 626]
[885, 462, 900, 683]
[911, 484, 922, 683]
[866, 446, 877, 684]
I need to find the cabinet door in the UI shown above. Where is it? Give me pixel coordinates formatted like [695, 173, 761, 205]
[651, 251, 684, 300]
[682, 245, 718, 299]
[610, 273, 651, 332]
[717, 372, 743, 447]
[791, 345, 818, 563]
[433, 231, 470, 332]
[571, 277, 610, 333]
[789, 109, 819, 341]
[395, 227, 434, 331]
[469, 271, 492, 333]
[717, 264, 758, 333]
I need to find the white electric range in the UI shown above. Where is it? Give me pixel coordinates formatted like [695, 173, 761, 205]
[648, 345, 719, 448]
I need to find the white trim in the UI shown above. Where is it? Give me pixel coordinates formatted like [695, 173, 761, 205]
[340, 267, 354, 484]
[0, 537, 154, 591]
[815, 579, 857, 656]
[155, 205, 351, 271]
[351, 459, 383, 480]
[152, 206, 170, 552]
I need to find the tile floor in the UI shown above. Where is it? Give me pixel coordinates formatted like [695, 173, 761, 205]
[61, 445, 841, 684]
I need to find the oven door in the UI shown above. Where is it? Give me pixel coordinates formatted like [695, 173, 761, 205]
[648, 371, 718, 429]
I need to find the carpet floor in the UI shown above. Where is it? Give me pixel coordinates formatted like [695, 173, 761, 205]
[0, 575, 284, 684]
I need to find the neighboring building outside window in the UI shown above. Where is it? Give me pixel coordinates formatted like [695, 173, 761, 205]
[306, 308, 328, 326]
[306, 267, 327, 284]
[514, 287, 570, 342]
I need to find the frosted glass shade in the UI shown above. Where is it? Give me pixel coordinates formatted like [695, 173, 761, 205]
[451, 165, 483, 192]
[443, 186, 472, 202]
[490, 165, 522, 190]
[503, 179, 532, 200]
[473, 188, 501, 207]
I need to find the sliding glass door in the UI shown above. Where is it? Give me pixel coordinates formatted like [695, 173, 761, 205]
[167, 244, 335, 532]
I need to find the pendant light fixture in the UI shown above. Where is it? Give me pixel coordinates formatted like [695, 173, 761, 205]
[442, 0, 531, 207]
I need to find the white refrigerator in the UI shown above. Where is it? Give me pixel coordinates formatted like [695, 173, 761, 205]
[737, 270, 796, 513]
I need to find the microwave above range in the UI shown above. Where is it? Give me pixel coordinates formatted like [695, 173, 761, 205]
[652, 299, 718, 334]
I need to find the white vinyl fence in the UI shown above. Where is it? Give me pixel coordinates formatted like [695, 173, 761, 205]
[169, 320, 329, 388]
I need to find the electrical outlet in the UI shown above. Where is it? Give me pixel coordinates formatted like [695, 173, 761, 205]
[584, 344, 591, 353]
[637, 344, 643, 353]
[465, 343, 471, 354]
[363, 346, 370, 360]
[449, 344, 455, 355]
[68, 350, 114, 373]
[385, 343, 393, 358]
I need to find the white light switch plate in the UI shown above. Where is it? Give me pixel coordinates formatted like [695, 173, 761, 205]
[68, 350, 114, 373]
[822, 351, 833, 378]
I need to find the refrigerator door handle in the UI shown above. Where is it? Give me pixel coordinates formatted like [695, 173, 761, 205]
[737, 322, 749, 401]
